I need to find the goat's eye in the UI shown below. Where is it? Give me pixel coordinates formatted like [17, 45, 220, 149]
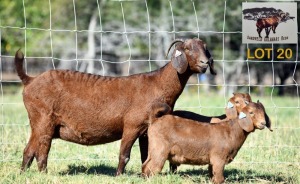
[250, 112, 254, 115]
[235, 101, 239, 104]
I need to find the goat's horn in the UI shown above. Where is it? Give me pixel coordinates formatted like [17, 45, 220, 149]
[165, 40, 184, 58]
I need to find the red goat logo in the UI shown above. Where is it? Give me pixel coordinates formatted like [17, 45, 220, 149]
[242, 4, 297, 44]
[256, 12, 292, 38]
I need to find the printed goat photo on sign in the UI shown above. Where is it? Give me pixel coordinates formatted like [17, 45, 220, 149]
[242, 2, 297, 44]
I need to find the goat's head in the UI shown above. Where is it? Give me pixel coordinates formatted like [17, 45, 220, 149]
[225, 93, 252, 119]
[278, 11, 288, 22]
[166, 38, 216, 75]
[238, 101, 272, 132]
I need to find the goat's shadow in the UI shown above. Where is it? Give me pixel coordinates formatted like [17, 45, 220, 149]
[60, 164, 293, 182]
[177, 167, 292, 183]
[59, 164, 127, 176]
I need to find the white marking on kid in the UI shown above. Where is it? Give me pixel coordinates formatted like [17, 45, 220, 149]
[227, 101, 234, 108]
[239, 112, 247, 119]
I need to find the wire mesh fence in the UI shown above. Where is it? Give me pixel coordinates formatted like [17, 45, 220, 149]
[0, 0, 299, 173]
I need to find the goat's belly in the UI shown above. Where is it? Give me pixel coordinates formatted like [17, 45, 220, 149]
[56, 125, 123, 145]
[170, 155, 209, 165]
[169, 145, 210, 165]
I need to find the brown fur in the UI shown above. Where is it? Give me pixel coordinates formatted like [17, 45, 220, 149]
[142, 102, 272, 184]
[170, 93, 252, 172]
[15, 38, 216, 174]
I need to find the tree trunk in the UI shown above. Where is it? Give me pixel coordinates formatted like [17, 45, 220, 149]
[79, 11, 98, 73]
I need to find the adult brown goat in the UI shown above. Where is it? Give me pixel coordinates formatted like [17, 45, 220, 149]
[256, 12, 286, 38]
[142, 101, 272, 184]
[15, 38, 216, 174]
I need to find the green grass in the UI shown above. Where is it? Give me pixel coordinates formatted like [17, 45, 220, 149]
[0, 87, 299, 183]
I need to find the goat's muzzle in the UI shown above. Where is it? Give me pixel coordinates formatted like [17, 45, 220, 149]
[199, 61, 208, 68]
[258, 121, 267, 130]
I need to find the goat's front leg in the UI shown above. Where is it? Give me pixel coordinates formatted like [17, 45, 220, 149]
[208, 164, 213, 178]
[139, 133, 148, 164]
[210, 158, 225, 184]
[116, 128, 141, 175]
[272, 24, 278, 33]
[265, 27, 271, 38]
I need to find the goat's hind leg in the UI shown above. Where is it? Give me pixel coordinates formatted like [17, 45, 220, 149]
[29, 115, 55, 172]
[142, 154, 167, 177]
[36, 132, 54, 172]
[21, 132, 38, 172]
[257, 27, 263, 38]
[169, 162, 178, 173]
[142, 142, 168, 177]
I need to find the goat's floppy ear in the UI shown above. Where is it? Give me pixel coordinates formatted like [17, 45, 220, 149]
[171, 46, 188, 74]
[257, 100, 273, 132]
[225, 101, 237, 119]
[238, 112, 254, 132]
[265, 112, 273, 132]
[244, 93, 252, 102]
[206, 49, 217, 75]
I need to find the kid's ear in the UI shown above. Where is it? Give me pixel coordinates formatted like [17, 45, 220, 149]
[257, 101, 273, 132]
[244, 93, 252, 102]
[225, 101, 237, 119]
[238, 112, 254, 132]
[265, 112, 273, 131]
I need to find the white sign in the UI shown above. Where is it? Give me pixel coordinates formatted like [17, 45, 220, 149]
[242, 2, 297, 44]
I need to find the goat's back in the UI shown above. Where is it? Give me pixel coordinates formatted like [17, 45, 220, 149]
[256, 16, 279, 28]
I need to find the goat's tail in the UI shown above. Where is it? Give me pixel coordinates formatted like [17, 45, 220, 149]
[15, 50, 32, 85]
[149, 103, 172, 124]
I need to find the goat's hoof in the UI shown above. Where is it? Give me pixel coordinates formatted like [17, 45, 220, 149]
[115, 171, 123, 176]
[19, 169, 25, 174]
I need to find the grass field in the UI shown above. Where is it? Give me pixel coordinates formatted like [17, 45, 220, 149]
[0, 87, 299, 183]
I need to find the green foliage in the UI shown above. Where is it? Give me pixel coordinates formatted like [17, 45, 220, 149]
[0, 0, 242, 55]
[0, 0, 50, 54]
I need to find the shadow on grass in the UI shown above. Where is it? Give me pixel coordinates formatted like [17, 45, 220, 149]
[59, 163, 139, 176]
[177, 167, 293, 183]
[59, 164, 295, 183]
[59, 164, 118, 176]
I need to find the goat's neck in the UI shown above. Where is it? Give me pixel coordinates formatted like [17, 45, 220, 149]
[156, 62, 192, 107]
[228, 120, 251, 150]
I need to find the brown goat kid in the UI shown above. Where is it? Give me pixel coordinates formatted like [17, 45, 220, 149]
[142, 102, 272, 184]
[174, 93, 252, 123]
[169, 93, 252, 172]
[15, 38, 216, 174]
